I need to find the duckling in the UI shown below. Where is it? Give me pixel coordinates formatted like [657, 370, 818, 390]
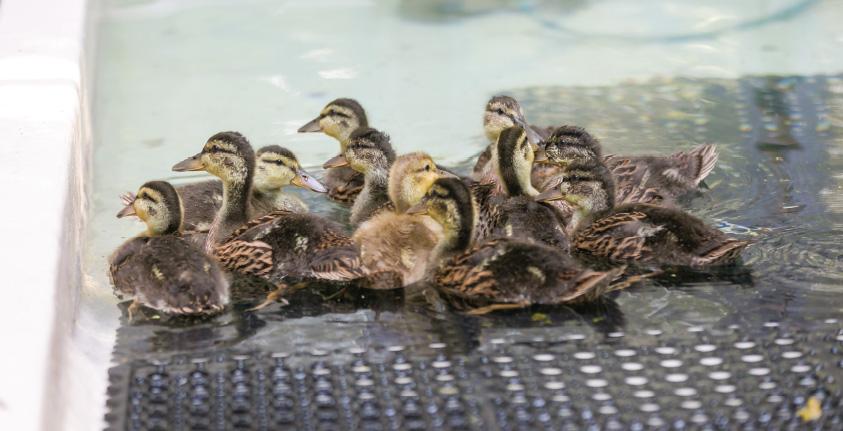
[298, 98, 368, 203]
[174, 144, 326, 232]
[323, 127, 396, 226]
[478, 126, 568, 250]
[352, 152, 447, 285]
[172, 131, 383, 307]
[473, 95, 552, 182]
[110, 181, 229, 319]
[407, 177, 622, 314]
[535, 154, 749, 267]
[537, 125, 718, 206]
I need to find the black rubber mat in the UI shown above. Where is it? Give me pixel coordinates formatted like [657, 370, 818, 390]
[105, 322, 843, 430]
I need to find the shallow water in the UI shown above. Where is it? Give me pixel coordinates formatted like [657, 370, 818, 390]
[77, 0, 843, 428]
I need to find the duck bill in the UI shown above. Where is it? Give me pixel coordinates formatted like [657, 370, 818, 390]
[172, 154, 205, 172]
[116, 203, 137, 218]
[291, 169, 328, 193]
[534, 188, 565, 203]
[297, 116, 323, 133]
[405, 203, 429, 216]
[322, 154, 349, 169]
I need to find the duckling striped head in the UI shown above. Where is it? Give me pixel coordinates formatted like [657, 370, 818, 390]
[345, 127, 396, 175]
[118, 181, 183, 236]
[484, 95, 526, 143]
[173, 131, 255, 185]
[388, 152, 444, 212]
[298, 98, 368, 144]
[543, 126, 603, 170]
[409, 177, 476, 253]
[255, 145, 326, 193]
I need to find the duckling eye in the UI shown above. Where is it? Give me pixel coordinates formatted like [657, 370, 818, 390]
[424, 164, 431, 172]
[495, 108, 506, 116]
[264, 159, 285, 166]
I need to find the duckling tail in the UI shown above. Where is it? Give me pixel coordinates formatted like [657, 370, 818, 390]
[557, 266, 626, 304]
[685, 144, 718, 186]
[692, 239, 750, 266]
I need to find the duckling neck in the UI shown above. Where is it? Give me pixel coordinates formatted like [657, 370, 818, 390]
[434, 203, 475, 260]
[208, 176, 252, 248]
[350, 167, 389, 225]
[497, 161, 538, 197]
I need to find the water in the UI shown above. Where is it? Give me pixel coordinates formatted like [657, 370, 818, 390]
[75, 0, 843, 428]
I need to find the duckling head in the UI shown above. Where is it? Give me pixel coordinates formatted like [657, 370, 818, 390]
[117, 181, 183, 236]
[298, 98, 368, 148]
[388, 152, 452, 213]
[484, 96, 526, 142]
[407, 177, 476, 254]
[325, 127, 395, 178]
[540, 126, 602, 170]
[172, 131, 255, 186]
[493, 126, 542, 197]
[255, 145, 326, 194]
[535, 159, 615, 229]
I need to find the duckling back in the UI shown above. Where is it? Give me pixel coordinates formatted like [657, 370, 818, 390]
[109, 235, 229, 315]
[213, 211, 366, 282]
[433, 238, 618, 308]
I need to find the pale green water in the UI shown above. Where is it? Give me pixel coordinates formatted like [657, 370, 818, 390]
[70, 0, 843, 428]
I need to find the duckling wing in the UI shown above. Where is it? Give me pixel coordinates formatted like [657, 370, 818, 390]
[489, 197, 570, 252]
[667, 144, 718, 186]
[323, 165, 364, 203]
[176, 180, 223, 232]
[353, 213, 441, 285]
[434, 239, 606, 306]
[574, 210, 652, 261]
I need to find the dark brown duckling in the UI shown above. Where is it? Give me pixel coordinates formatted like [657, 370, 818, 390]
[537, 125, 718, 206]
[407, 177, 622, 315]
[477, 126, 568, 251]
[536, 153, 749, 267]
[298, 98, 368, 203]
[110, 181, 229, 320]
[322, 127, 396, 226]
[172, 131, 395, 308]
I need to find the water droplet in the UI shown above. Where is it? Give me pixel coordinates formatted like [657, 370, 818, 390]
[500, 370, 519, 378]
[675, 387, 697, 397]
[749, 367, 770, 376]
[566, 333, 586, 341]
[544, 381, 565, 390]
[353, 365, 371, 373]
[660, 359, 682, 368]
[681, 400, 701, 409]
[759, 381, 777, 390]
[734, 341, 755, 349]
[774, 338, 794, 346]
[608, 331, 624, 338]
[646, 329, 663, 336]
[782, 351, 803, 359]
[395, 377, 413, 385]
[709, 371, 730, 380]
[393, 363, 412, 371]
[429, 342, 446, 349]
[492, 356, 513, 364]
[355, 378, 374, 387]
[687, 326, 704, 333]
[580, 365, 602, 374]
[694, 344, 716, 352]
[599, 405, 618, 415]
[767, 395, 784, 403]
[716, 385, 736, 393]
[622, 362, 643, 371]
[506, 383, 524, 391]
[586, 379, 607, 388]
[574, 351, 596, 360]
[666, 373, 688, 383]
[593, 392, 612, 401]
[614, 349, 636, 357]
[438, 386, 459, 396]
[625, 376, 648, 386]
[791, 364, 811, 373]
[700, 357, 723, 366]
[532, 353, 554, 362]
[432, 361, 451, 369]
[640, 403, 660, 412]
[634, 390, 654, 398]
[540, 367, 562, 376]
[655, 347, 676, 355]
[725, 397, 743, 407]
[741, 354, 763, 363]
[387, 345, 405, 352]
